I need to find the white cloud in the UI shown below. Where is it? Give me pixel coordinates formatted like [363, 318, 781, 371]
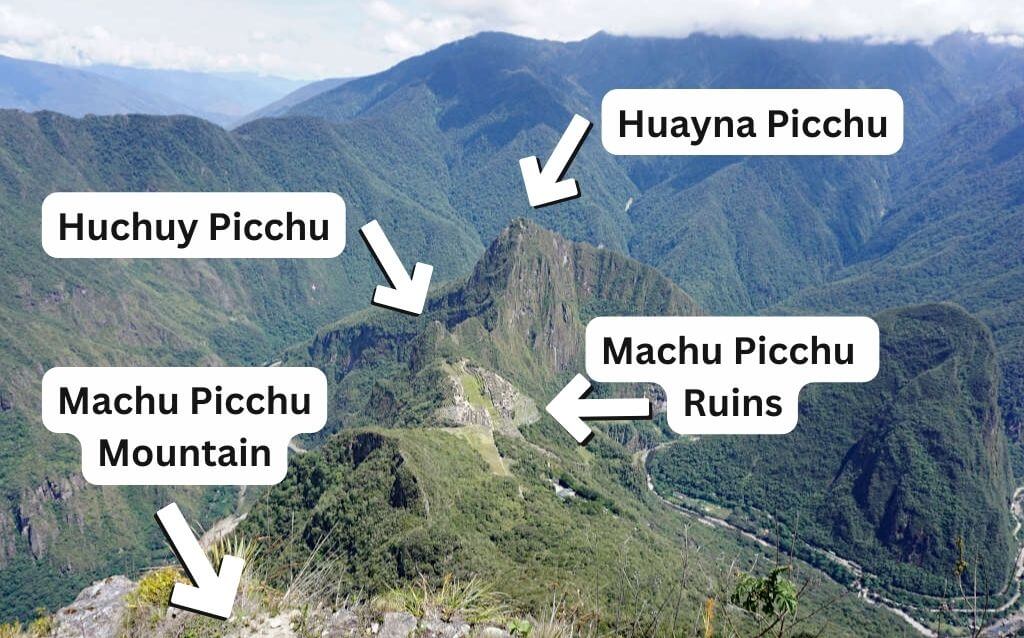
[423, 0, 1024, 44]
[3, 0, 1024, 78]
[366, 0, 406, 24]
[380, 13, 476, 55]
[0, 4, 55, 41]
[0, 3, 277, 72]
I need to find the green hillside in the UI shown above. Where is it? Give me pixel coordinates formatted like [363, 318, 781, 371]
[242, 220, 917, 636]
[0, 31, 1022, 630]
[0, 108, 482, 618]
[284, 32, 966, 314]
[783, 88, 1024, 438]
[281, 32, 1024, 411]
[650, 303, 1014, 598]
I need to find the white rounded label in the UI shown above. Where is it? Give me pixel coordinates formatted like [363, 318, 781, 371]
[41, 367, 328, 485]
[42, 192, 346, 258]
[585, 316, 879, 435]
[601, 89, 903, 155]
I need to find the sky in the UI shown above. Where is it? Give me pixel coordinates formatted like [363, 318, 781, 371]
[2, 0, 1024, 79]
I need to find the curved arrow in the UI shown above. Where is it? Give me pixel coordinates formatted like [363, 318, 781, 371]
[546, 374, 651, 444]
[519, 114, 592, 208]
[156, 502, 244, 620]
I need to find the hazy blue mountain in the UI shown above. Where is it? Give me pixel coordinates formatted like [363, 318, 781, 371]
[0, 55, 196, 118]
[86, 65, 305, 126]
[234, 77, 351, 126]
[0, 55, 307, 125]
[929, 32, 1024, 102]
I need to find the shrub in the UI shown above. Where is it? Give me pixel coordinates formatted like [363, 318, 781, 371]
[126, 567, 188, 610]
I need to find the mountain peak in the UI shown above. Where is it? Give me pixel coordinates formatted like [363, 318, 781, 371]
[420, 219, 701, 377]
[311, 219, 700, 393]
[466, 218, 697, 315]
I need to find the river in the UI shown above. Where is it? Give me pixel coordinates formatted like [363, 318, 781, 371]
[640, 447, 1024, 637]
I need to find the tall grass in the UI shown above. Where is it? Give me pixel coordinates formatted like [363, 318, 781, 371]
[375, 574, 507, 624]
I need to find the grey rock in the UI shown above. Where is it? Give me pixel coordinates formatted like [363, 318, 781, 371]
[223, 612, 298, 637]
[476, 628, 512, 638]
[323, 608, 360, 636]
[53, 575, 134, 638]
[380, 611, 418, 638]
[419, 616, 471, 637]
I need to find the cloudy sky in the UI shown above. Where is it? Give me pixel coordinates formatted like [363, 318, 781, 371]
[3, 0, 1024, 79]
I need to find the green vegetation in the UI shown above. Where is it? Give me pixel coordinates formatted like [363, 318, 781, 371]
[0, 106, 486, 618]
[374, 574, 507, 624]
[0, 30, 1021, 636]
[650, 304, 1014, 598]
[781, 88, 1024, 448]
[237, 222, 919, 636]
[730, 566, 798, 635]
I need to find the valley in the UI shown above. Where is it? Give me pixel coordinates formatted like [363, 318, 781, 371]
[0, 27, 1020, 637]
[643, 443, 1024, 636]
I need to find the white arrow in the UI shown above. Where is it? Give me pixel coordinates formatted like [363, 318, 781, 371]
[156, 502, 244, 620]
[360, 219, 433, 316]
[519, 114, 592, 208]
[546, 374, 651, 444]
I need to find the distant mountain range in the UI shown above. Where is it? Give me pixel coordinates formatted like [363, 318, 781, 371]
[85, 65, 308, 125]
[0, 54, 339, 126]
[0, 29, 1022, 633]
[234, 77, 351, 125]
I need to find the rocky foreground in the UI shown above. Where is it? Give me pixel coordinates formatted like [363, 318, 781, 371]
[43, 575, 518, 638]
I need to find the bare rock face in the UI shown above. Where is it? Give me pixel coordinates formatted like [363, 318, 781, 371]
[379, 611, 418, 638]
[417, 615, 471, 637]
[49, 573, 517, 638]
[15, 474, 87, 559]
[225, 613, 297, 637]
[53, 575, 134, 638]
[437, 371, 491, 428]
[211, 608, 363, 638]
[475, 367, 538, 432]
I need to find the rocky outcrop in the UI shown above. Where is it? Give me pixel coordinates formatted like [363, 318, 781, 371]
[450, 219, 700, 376]
[380, 612, 419, 637]
[52, 575, 134, 638]
[15, 474, 86, 559]
[218, 608, 505, 638]
[438, 374, 489, 428]
[475, 367, 538, 433]
[46, 575, 513, 638]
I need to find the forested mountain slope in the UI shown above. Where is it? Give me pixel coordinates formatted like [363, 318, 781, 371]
[284, 30, 1024, 441]
[783, 87, 1024, 434]
[242, 220, 917, 636]
[650, 303, 1014, 597]
[1, 30, 1023, 623]
[0, 109, 480, 617]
